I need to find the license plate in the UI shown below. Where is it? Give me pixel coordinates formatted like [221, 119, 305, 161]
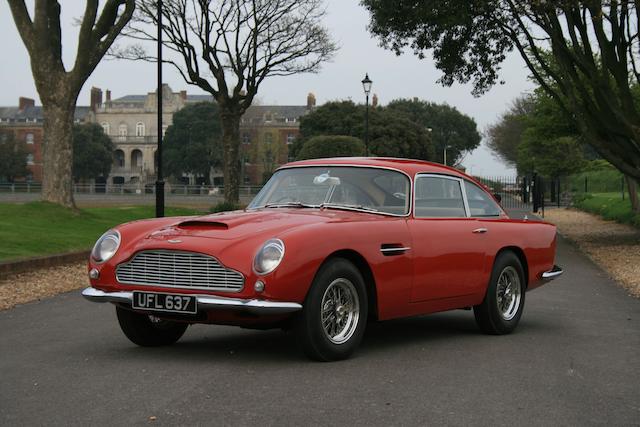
[132, 291, 197, 314]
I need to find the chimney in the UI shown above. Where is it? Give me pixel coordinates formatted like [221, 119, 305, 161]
[307, 92, 316, 109]
[372, 93, 379, 108]
[106, 89, 111, 102]
[18, 97, 35, 111]
[90, 87, 103, 112]
[180, 90, 187, 101]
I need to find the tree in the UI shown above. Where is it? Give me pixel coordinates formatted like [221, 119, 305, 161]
[386, 98, 481, 166]
[362, 1, 640, 211]
[297, 135, 366, 160]
[163, 102, 223, 184]
[293, 100, 435, 161]
[120, 0, 337, 203]
[8, 1, 135, 208]
[488, 89, 585, 176]
[0, 131, 29, 182]
[72, 123, 114, 182]
[368, 108, 434, 160]
[485, 95, 535, 167]
[517, 136, 585, 177]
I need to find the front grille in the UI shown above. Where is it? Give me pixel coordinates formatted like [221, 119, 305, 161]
[116, 250, 244, 292]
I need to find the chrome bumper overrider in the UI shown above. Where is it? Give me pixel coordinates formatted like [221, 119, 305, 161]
[81, 287, 302, 315]
[541, 265, 563, 281]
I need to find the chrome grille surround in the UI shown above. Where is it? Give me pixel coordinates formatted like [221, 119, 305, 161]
[116, 250, 244, 292]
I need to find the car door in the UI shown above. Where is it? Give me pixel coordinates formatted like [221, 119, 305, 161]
[408, 174, 487, 302]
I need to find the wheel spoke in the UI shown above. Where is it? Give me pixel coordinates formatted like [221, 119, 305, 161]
[320, 278, 360, 344]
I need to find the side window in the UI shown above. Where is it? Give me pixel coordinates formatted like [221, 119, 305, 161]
[464, 181, 502, 217]
[415, 176, 466, 218]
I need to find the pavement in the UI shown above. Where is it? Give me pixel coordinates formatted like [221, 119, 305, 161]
[1, 236, 639, 426]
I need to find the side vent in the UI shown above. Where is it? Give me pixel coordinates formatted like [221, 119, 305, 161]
[380, 244, 411, 256]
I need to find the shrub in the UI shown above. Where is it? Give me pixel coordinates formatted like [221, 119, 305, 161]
[210, 201, 244, 213]
[297, 135, 365, 160]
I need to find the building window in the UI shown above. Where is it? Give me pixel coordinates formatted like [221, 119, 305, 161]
[101, 122, 110, 135]
[264, 132, 273, 144]
[286, 133, 295, 145]
[26, 153, 34, 165]
[285, 117, 296, 123]
[136, 122, 145, 137]
[264, 113, 273, 123]
[26, 133, 34, 144]
[131, 149, 143, 169]
[242, 133, 250, 144]
[118, 124, 127, 141]
[114, 149, 125, 168]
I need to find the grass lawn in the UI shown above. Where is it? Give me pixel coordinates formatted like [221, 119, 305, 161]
[574, 192, 640, 228]
[0, 202, 205, 261]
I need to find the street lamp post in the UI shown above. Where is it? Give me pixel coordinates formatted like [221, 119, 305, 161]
[361, 73, 372, 156]
[155, 0, 165, 217]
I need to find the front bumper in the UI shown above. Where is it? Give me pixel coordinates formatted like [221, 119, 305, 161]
[81, 287, 302, 315]
[541, 265, 563, 282]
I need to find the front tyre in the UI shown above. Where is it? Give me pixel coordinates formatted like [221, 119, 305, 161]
[474, 251, 526, 335]
[116, 306, 188, 346]
[296, 258, 368, 361]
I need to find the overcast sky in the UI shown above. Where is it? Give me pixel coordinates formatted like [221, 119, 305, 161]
[0, 1, 535, 176]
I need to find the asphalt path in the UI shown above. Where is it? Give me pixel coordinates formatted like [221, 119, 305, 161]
[1, 236, 639, 426]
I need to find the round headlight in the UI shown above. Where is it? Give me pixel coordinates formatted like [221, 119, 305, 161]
[91, 229, 121, 263]
[253, 239, 285, 275]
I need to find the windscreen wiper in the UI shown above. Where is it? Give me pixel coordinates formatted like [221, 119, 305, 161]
[319, 203, 379, 213]
[264, 202, 318, 208]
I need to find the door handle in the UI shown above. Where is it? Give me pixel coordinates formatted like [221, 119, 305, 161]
[472, 228, 488, 234]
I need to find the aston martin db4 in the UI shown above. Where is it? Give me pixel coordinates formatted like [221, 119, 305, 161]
[82, 157, 562, 361]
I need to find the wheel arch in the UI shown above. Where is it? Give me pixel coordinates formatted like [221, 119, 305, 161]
[495, 246, 529, 289]
[319, 249, 378, 321]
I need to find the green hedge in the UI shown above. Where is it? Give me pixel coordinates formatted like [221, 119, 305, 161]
[573, 193, 640, 228]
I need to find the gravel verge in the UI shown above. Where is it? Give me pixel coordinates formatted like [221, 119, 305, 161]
[545, 208, 640, 298]
[0, 262, 87, 310]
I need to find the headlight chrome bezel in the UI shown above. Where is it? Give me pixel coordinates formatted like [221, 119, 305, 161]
[253, 238, 285, 275]
[91, 229, 121, 264]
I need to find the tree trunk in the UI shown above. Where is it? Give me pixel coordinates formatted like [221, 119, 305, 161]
[220, 112, 241, 204]
[41, 102, 76, 209]
[626, 175, 639, 214]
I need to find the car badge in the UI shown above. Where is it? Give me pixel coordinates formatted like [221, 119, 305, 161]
[167, 239, 182, 244]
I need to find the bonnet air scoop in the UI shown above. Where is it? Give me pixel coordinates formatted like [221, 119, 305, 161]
[177, 220, 229, 230]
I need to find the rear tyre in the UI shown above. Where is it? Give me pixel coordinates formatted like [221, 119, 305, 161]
[116, 306, 188, 346]
[295, 258, 368, 361]
[474, 251, 526, 335]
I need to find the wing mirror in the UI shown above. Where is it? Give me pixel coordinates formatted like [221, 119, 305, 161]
[493, 193, 502, 203]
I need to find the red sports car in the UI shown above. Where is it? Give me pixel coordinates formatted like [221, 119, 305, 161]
[83, 157, 562, 361]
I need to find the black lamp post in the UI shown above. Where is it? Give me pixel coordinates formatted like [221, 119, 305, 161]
[155, 0, 165, 217]
[361, 73, 372, 156]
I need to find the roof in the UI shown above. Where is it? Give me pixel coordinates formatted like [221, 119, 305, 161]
[110, 94, 214, 103]
[281, 157, 470, 179]
[243, 105, 308, 120]
[0, 106, 91, 122]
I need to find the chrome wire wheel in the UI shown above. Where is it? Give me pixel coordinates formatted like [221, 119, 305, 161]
[496, 266, 522, 321]
[320, 278, 360, 345]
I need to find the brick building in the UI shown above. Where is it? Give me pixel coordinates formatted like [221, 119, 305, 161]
[0, 88, 315, 186]
[0, 97, 89, 182]
[89, 85, 315, 186]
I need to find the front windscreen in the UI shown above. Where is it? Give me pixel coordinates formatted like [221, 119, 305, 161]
[248, 166, 410, 216]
